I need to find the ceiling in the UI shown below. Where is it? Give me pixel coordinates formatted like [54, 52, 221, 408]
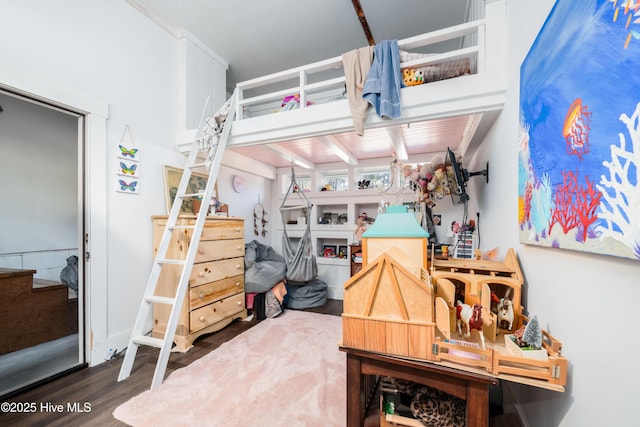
[127, 0, 484, 170]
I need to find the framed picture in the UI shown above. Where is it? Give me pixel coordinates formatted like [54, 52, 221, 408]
[322, 245, 337, 258]
[163, 165, 215, 214]
[338, 245, 348, 258]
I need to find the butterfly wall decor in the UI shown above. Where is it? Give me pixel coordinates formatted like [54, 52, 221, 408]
[118, 144, 139, 159]
[118, 179, 138, 192]
[119, 161, 138, 175]
[115, 126, 142, 194]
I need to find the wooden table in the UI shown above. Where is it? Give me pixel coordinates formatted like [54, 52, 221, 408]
[340, 347, 498, 427]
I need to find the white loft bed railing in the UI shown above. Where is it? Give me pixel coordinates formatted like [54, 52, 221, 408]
[234, 18, 486, 121]
[177, 0, 506, 169]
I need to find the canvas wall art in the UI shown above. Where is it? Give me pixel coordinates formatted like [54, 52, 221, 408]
[519, 0, 640, 260]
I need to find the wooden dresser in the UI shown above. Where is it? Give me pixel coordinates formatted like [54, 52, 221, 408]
[151, 215, 246, 352]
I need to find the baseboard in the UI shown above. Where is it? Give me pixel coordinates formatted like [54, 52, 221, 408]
[90, 327, 139, 367]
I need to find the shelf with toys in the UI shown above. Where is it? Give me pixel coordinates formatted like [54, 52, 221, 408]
[271, 156, 474, 299]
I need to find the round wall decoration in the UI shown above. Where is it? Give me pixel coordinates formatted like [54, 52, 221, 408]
[232, 174, 245, 193]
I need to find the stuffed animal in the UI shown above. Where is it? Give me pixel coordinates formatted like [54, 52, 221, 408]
[403, 68, 425, 87]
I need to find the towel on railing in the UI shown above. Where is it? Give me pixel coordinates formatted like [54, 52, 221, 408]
[363, 39, 402, 119]
[341, 46, 374, 136]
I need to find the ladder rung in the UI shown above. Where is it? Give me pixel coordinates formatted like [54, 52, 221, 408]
[190, 162, 207, 169]
[157, 258, 186, 265]
[132, 335, 164, 348]
[180, 192, 205, 198]
[168, 224, 196, 230]
[146, 295, 176, 305]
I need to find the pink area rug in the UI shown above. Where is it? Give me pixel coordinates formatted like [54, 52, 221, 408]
[113, 310, 345, 426]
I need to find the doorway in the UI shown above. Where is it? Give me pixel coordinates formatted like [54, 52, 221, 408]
[0, 90, 85, 397]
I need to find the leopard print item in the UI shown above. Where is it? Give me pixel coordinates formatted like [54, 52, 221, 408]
[385, 376, 419, 395]
[410, 385, 466, 427]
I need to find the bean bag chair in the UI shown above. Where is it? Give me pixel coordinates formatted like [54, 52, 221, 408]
[244, 240, 287, 294]
[285, 278, 328, 309]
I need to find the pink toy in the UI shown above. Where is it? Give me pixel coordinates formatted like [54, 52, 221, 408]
[281, 93, 312, 107]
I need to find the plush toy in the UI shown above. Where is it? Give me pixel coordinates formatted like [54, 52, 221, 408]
[403, 68, 425, 87]
[402, 164, 420, 181]
[281, 93, 313, 107]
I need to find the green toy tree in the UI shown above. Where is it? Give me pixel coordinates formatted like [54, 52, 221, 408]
[522, 314, 542, 349]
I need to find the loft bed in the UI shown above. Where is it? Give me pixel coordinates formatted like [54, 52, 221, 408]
[177, 0, 506, 171]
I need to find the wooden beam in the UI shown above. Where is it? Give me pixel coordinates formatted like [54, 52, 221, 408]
[351, 0, 376, 46]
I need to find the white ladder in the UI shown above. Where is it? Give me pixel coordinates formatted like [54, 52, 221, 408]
[117, 91, 237, 389]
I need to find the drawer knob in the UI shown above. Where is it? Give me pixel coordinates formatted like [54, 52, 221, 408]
[199, 315, 205, 322]
[236, 264, 241, 269]
[198, 292, 205, 299]
[198, 249, 205, 254]
[235, 228, 241, 232]
[198, 271, 205, 277]
[237, 245, 241, 250]
[235, 281, 240, 287]
[237, 301, 242, 306]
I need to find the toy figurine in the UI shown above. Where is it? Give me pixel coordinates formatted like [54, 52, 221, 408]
[354, 216, 367, 243]
[456, 301, 485, 349]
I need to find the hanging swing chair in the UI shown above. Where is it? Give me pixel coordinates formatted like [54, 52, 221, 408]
[280, 167, 317, 282]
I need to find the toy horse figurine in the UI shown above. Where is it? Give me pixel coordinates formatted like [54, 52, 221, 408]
[456, 301, 485, 349]
[497, 288, 515, 330]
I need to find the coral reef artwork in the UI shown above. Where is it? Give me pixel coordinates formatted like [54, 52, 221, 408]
[519, 0, 640, 260]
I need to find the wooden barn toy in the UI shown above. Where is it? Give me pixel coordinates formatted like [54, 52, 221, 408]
[342, 253, 435, 360]
[342, 235, 568, 390]
[430, 248, 523, 342]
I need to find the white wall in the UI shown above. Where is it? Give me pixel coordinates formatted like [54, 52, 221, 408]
[216, 165, 273, 247]
[0, 0, 273, 366]
[0, 0, 187, 363]
[465, 1, 640, 425]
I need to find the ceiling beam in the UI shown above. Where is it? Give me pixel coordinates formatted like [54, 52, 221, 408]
[222, 150, 276, 180]
[265, 143, 315, 170]
[351, 0, 376, 46]
[386, 127, 409, 161]
[317, 135, 359, 166]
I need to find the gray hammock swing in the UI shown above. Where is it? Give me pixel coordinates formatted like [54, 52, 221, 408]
[280, 168, 317, 282]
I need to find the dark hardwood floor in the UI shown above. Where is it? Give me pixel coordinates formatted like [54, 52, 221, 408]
[0, 300, 343, 427]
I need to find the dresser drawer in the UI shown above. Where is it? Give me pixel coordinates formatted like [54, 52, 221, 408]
[189, 257, 244, 287]
[189, 292, 245, 333]
[201, 220, 244, 241]
[194, 238, 244, 263]
[189, 275, 244, 310]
